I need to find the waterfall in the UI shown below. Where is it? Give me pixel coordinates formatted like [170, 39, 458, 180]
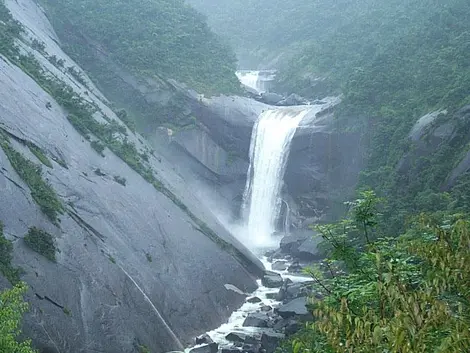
[236, 70, 262, 93]
[242, 108, 311, 247]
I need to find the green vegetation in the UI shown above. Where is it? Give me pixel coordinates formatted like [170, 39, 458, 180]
[0, 283, 37, 353]
[0, 222, 22, 284]
[27, 143, 53, 168]
[24, 227, 57, 262]
[145, 253, 153, 263]
[90, 140, 105, 156]
[62, 307, 71, 316]
[113, 175, 126, 186]
[108, 255, 116, 264]
[138, 345, 150, 353]
[285, 191, 470, 352]
[1, 137, 64, 225]
[40, 0, 240, 96]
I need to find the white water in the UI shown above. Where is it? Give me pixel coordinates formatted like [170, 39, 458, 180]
[242, 108, 311, 248]
[205, 258, 310, 346]
[236, 70, 262, 93]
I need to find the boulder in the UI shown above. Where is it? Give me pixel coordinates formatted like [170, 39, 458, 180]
[247, 296, 262, 304]
[260, 305, 273, 312]
[241, 343, 261, 353]
[287, 262, 303, 273]
[280, 231, 323, 261]
[225, 333, 259, 344]
[276, 297, 312, 320]
[271, 261, 288, 271]
[221, 347, 241, 353]
[243, 313, 269, 328]
[261, 271, 284, 288]
[195, 334, 213, 345]
[276, 93, 309, 106]
[273, 319, 300, 335]
[280, 234, 308, 254]
[189, 343, 218, 353]
[259, 92, 284, 105]
[260, 332, 285, 353]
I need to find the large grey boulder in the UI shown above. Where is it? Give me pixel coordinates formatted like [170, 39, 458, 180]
[276, 297, 312, 320]
[261, 271, 284, 288]
[277, 93, 309, 106]
[0, 1, 263, 353]
[280, 231, 323, 261]
[242, 313, 269, 328]
[259, 92, 284, 105]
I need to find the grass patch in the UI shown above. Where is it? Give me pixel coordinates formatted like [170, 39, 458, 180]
[90, 140, 105, 156]
[0, 222, 22, 284]
[28, 143, 53, 168]
[1, 139, 64, 225]
[24, 227, 57, 262]
[113, 175, 126, 186]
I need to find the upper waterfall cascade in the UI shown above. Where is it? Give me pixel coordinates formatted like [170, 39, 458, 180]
[242, 107, 312, 247]
[236, 70, 276, 94]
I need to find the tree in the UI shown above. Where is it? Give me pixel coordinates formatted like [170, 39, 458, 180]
[0, 283, 36, 353]
[290, 192, 470, 353]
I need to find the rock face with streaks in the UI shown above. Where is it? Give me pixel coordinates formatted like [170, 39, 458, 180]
[0, 1, 262, 352]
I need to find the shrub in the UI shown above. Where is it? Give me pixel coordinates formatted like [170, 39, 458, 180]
[0, 222, 21, 284]
[24, 227, 57, 262]
[113, 175, 126, 186]
[1, 142, 63, 225]
[90, 140, 105, 156]
[27, 143, 53, 168]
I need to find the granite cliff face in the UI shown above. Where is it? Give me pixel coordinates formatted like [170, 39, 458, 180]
[0, 1, 262, 352]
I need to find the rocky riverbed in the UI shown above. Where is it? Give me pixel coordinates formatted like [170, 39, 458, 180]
[186, 232, 322, 353]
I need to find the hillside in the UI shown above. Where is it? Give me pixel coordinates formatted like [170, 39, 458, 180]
[0, 0, 261, 351]
[41, 0, 240, 96]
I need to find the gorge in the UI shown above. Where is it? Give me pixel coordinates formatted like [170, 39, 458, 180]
[1, 0, 470, 352]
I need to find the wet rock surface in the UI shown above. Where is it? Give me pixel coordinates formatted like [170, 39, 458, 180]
[0, 1, 262, 352]
[261, 271, 284, 288]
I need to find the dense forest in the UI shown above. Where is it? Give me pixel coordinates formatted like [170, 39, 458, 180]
[40, 0, 240, 95]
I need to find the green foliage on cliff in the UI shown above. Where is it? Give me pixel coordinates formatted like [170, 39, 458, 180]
[0, 222, 22, 285]
[24, 227, 57, 262]
[0, 137, 64, 225]
[0, 283, 37, 353]
[40, 0, 240, 95]
[285, 192, 470, 353]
